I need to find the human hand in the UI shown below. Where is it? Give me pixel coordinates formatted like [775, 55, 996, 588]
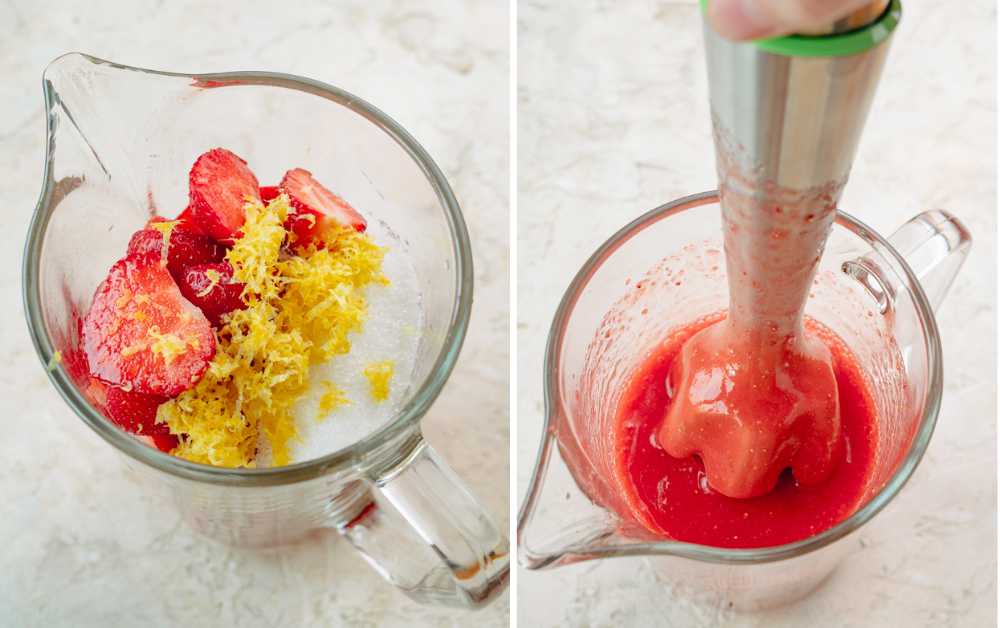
[707, 0, 882, 40]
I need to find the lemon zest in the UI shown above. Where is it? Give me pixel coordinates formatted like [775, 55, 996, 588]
[197, 269, 222, 298]
[149, 325, 200, 366]
[150, 220, 179, 267]
[363, 361, 394, 402]
[317, 381, 350, 421]
[46, 351, 63, 372]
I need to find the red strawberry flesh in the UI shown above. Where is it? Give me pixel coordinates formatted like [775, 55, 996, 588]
[126, 220, 226, 281]
[149, 431, 180, 452]
[104, 385, 166, 431]
[177, 262, 247, 327]
[82, 253, 216, 397]
[176, 206, 201, 233]
[279, 168, 366, 247]
[88, 376, 177, 453]
[259, 185, 280, 203]
[104, 385, 177, 451]
[188, 148, 260, 242]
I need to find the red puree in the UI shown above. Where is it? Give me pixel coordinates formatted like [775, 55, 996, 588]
[613, 314, 876, 548]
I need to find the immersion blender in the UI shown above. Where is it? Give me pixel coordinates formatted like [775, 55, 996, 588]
[702, 0, 900, 336]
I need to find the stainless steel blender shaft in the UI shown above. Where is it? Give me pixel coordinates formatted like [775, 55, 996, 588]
[704, 1, 898, 197]
[701, 1, 901, 335]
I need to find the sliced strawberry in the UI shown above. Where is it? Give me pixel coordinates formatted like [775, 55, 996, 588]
[103, 384, 175, 448]
[82, 253, 216, 397]
[279, 168, 367, 247]
[176, 262, 247, 327]
[104, 385, 165, 431]
[135, 433, 178, 452]
[175, 206, 202, 233]
[188, 148, 260, 242]
[148, 214, 200, 235]
[61, 334, 92, 388]
[149, 431, 180, 452]
[259, 185, 280, 203]
[85, 376, 176, 451]
[126, 220, 225, 281]
[86, 370, 176, 451]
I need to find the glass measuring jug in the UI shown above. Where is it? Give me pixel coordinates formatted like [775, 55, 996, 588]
[519, 191, 969, 609]
[24, 53, 508, 609]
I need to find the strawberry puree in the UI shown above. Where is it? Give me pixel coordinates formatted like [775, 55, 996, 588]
[656, 188, 842, 498]
[614, 315, 876, 548]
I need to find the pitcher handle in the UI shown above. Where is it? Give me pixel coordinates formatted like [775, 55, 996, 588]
[844, 210, 971, 313]
[883, 210, 972, 311]
[336, 433, 509, 608]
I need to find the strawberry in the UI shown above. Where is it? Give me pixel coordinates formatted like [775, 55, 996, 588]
[103, 385, 177, 451]
[175, 206, 201, 233]
[104, 384, 166, 431]
[82, 253, 216, 397]
[259, 185, 280, 203]
[188, 148, 260, 242]
[176, 262, 246, 327]
[279, 168, 367, 248]
[136, 433, 179, 452]
[126, 219, 225, 281]
[60, 333, 92, 388]
[148, 431, 180, 452]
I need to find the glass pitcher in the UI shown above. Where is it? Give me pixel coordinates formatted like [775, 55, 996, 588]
[518, 191, 969, 610]
[24, 53, 508, 609]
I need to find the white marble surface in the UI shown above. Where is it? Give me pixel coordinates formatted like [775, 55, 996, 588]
[518, 1, 996, 626]
[0, 1, 508, 626]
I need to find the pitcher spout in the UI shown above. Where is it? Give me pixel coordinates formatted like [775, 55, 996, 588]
[41, 53, 195, 211]
[517, 424, 623, 569]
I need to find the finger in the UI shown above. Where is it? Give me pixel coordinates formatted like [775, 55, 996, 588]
[708, 0, 877, 41]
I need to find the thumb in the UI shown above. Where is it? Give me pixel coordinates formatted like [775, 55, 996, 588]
[708, 0, 879, 41]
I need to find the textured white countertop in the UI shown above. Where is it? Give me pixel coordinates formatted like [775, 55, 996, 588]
[518, 1, 996, 626]
[0, 1, 508, 626]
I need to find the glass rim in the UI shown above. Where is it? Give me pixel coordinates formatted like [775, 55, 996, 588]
[519, 190, 943, 565]
[22, 52, 474, 487]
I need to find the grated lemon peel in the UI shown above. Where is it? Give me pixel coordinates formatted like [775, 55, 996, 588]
[149, 219, 179, 267]
[363, 360, 394, 402]
[317, 381, 350, 422]
[197, 269, 222, 298]
[157, 196, 387, 467]
[47, 350, 63, 372]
